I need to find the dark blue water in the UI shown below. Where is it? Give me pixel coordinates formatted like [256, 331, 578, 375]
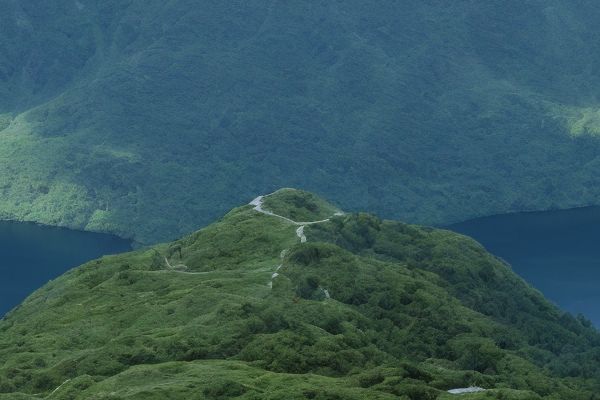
[0, 221, 131, 317]
[449, 207, 600, 327]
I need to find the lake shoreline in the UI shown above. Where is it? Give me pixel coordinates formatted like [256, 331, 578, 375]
[0, 220, 132, 318]
[448, 206, 600, 328]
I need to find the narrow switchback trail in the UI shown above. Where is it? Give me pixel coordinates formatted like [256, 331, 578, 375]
[164, 257, 189, 271]
[250, 193, 340, 293]
[249, 194, 338, 244]
[250, 195, 337, 226]
[159, 193, 340, 282]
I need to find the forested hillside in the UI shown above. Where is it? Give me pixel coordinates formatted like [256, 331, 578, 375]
[0, 189, 598, 399]
[3, 1, 600, 242]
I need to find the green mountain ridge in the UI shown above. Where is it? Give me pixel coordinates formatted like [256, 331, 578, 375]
[0, 189, 598, 399]
[4, 1, 600, 243]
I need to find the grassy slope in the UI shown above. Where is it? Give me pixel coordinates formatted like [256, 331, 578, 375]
[3, 1, 600, 242]
[0, 190, 598, 399]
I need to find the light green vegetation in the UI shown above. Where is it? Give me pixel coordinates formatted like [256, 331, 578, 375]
[0, 190, 598, 399]
[3, 2, 600, 243]
[562, 107, 600, 137]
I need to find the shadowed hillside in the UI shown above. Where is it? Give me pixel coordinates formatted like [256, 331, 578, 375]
[3, 1, 600, 242]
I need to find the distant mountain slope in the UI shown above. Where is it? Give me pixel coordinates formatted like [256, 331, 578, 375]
[0, 189, 598, 399]
[3, 1, 600, 242]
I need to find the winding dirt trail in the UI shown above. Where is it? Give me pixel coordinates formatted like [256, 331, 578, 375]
[161, 257, 216, 275]
[164, 257, 189, 271]
[447, 387, 486, 395]
[160, 193, 340, 280]
[47, 379, 71, 398]
[250, 194, 340, 292]
[250, 195, 333, 226]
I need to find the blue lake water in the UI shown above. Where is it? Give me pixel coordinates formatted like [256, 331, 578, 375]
[448, 207, 600, 327]
[0, 221, 131, 317]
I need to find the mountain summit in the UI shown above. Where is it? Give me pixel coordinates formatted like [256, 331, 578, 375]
[0, 189, 597, 399]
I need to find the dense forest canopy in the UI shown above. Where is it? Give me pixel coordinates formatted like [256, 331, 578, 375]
[2, 1, 600, 244]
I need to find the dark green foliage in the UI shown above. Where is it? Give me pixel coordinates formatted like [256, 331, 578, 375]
[3, 2, 600, 243]
[203, 380, 247, 399]
[308, 214, 600, 379]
